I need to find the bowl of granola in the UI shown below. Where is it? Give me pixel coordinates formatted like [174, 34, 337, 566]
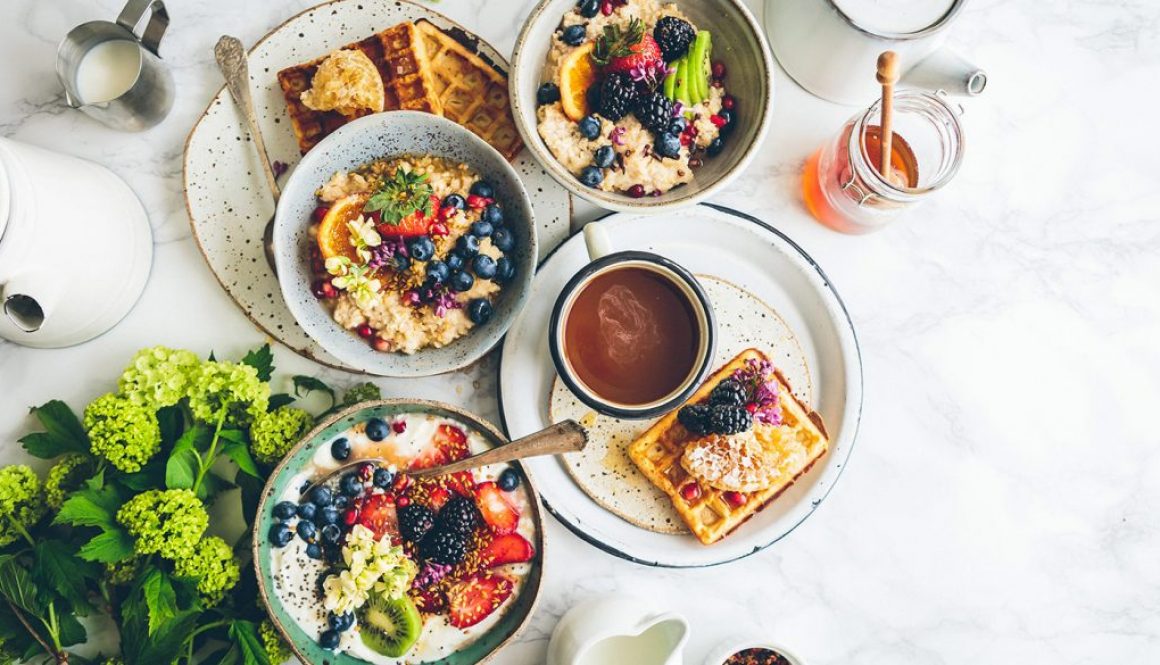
[273, 112, 537, 376]
[510, 0, 773, 212]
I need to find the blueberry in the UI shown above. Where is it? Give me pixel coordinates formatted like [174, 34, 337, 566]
[321, 523, 342, 544]
[578, 0, 600, 19]
[655, 133, 681, 159]
[456, 234, 480, 258]
[470, 220, 494, 238]
[273, 501, 298, 520]
[537, 82, 561, 106]
[467, 299, 493, 324]
[297, 502, 317, 520]
[317, 505, 339, 525]
[427, 259, 450, 284]
[482, 204, 504, 226]
[561, 24, 587, 46]
[373, 467, 394, 488]
[319, 629, 341, 651]
[669, 117, 688, 134]
[718, 108, 735, 132]
[305, 542, 323, 559]
[579, 165, 604, 188]
[268, 522, 292, 547]
[365, 417, 388, 441]
[443, 193, 466, 210]
[394, 254, 411, 271]
[492, 227, 515, 252]
[309, 486, 333, 507]
[593, 145, 615, 168]
[578, 115, 601, 140]
[470, 180, 495, 199]
[446, 252, 465, 272]
[330, 437, 351, 461]
[407, 236, 435, 261]
[498, 468, 521, 491]
[495, 257, 516, 284]
[473, 254, 497, 280]
[329, 612, 355, 632]
[450, 270, 475, 293]
[334, 494, 350, 510]
[297, 519, 317, 542]
[707, 137, 725, 157]
[339, 472, 363, 497]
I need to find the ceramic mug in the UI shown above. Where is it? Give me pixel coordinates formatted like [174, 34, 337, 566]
[548, 223, 716, 420]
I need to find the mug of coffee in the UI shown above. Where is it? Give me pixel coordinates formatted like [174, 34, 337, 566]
[549, 223, 716, 419]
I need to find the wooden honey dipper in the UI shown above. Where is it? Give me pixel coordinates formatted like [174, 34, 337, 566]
[876, 51, 903, 186]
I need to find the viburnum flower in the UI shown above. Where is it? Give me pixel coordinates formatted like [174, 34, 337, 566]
[260, 619, 293, 664]
[84, 393, 162, 473]
[0, 465, 46, 546]
[340, 382, 382, 407]
[43, 453, 91, 510]
[117, 346, 202, 408]
[322, 524, 417, 615]
[173, 535, 241, 605]
[250, 406, 314, 464]
[187, 360, 270, 427]
[116, 488, 209, 560]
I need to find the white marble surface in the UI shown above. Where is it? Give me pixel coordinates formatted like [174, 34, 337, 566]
[2, 0, 1159, 663]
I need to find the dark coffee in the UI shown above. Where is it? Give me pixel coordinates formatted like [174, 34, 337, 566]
[563, 266, 699, 405]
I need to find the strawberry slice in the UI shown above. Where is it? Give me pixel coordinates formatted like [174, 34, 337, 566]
[355, 493, 398, 541]
[412, 587, 447, 614]
[479, 533, 535, 568]
[447, 572, 514, 628]
[426, 486, 452, 511]
[410, 424, 470, 470]
[475, 481, 520, 535]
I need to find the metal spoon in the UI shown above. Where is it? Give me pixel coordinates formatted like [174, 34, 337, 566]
[214, 35, 280, 272]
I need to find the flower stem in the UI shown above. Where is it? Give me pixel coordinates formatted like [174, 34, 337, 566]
[4, 513, 34, 547]
[192, 412, 227, 493]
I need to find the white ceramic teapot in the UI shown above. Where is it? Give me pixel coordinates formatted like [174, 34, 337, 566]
[547, 595, 690, 665]
[0, 137, 152, 347]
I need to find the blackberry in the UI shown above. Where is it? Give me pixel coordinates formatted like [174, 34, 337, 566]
[420, 528, 468, 565]
[635, 92, 674, 135]
[709, 379, 747, 407]
[677, 404, 713, 435]
[598, 73, 638, 121]
[437, 495, 479, 535]
[398, 503, 436, 543]
[653, 17, 696, 62]
[708, 405, 753, 435]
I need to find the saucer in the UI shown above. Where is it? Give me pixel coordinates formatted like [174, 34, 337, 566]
[498, 204, 862, 567]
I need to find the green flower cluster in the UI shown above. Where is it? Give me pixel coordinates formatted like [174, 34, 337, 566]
[260, 619, 292, 664]
[104, 557, 140, 587]
[173, 536, 240, 605]
[250, 406, 313, 464]
[187, 361, 270, 428]
[341, 381, 382, 407]
[83, 393, 161, 473]
[118, 346, 202, 409]
[44, 453, 91, 510]
[0, 465, 45, 547]
[116, 489, 208, 560]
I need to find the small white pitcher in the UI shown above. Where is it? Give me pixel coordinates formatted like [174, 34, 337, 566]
[547, 595, 690, 665]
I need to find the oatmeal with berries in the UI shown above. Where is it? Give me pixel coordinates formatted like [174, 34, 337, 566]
[535, 0, 735, 196]
[307, 155, 520, 354]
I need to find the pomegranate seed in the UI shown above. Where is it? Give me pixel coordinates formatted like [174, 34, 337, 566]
[679, 483, 701, 502]
[393, 474, 411, 493]
[723, 491, 747, 508]
[429, 222, 449, 237]
[311, 257, 326, 273]
[312, 279, 338, 299]
[356, 324, 374, 339]
[745, 403, 757, 414]
[709, 114, 728, 128]
[466, 194, 492, 210]
[688, 158, 703, 168]
[711, 61, 726, 79]
[372, 337, 391, 352]
[722, 95, 736, 110]
[396, 496, 411, 508]
[311, 206, 330, 223]
[679, 133, 692, 146]
[392, 420, 407, 434]
[342, 509, 359, 526]
[358, 462, 375, 480]
[627, 184, 646, 198]
[601, 1, 613, 15]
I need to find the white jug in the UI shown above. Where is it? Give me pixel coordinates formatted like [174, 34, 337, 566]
[0, 137, 152, 347]
[547, 595, 690, 665]
[764, 0, 987, 105]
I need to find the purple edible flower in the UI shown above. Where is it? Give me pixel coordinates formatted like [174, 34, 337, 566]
[412, 562, 452, 589]
[610, 126, 626, 146]
[272, 160, 288, 179]
[628, 60, 672, 90]
[732, 358, 782, 425]
[367, 236, 409, 271]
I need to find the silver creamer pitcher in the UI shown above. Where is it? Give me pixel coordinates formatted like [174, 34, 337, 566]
[55, 0, 174, 131]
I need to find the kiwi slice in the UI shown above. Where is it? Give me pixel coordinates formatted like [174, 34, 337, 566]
[663, 64, 677, 100]
[357, 592, 422, 658]
[673, 57, 691, 107]
[690, 31, 712, 104]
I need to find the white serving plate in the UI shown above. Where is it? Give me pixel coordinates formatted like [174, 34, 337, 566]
[498, 205, 862, 567]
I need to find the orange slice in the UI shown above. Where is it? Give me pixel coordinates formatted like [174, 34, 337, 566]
[316, 193, 370, 262]
[559, 42, 596, 121]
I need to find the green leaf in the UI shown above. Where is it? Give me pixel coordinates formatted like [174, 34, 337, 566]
[29, 399, 88, 449]
[197, 471, 235, 502]
[77, 528, 135, 563]
[56, 612, 86, 647]
[267, 393, 295, 410]
[0, 555, 43, 616]
[235, 473, 267, 525]
[54, 485, 123, 529]
[166, 426, 208, 490]
[229, 620, 271, 665]
[31, 541, 98, 616]
[115, 458, 166, 492]
[223, 439, 260, 478]
[142, 567, 178, 636]
[292, 376, 335, 405]
[0, 601, 41, 665]
[157, 404, 185, 448]
[363, 168, 433, 225]
[241, 344, 275, 382]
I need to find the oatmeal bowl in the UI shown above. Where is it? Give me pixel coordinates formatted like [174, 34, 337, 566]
[273, 112, 537, 376]
[510, 0, 774, 212]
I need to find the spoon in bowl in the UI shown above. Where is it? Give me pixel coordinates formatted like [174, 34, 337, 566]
[214, 35, 281, 272]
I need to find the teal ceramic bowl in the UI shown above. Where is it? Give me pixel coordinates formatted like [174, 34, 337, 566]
[253, 400, 545, 664]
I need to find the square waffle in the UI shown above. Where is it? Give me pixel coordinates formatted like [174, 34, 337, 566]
[628, 349, 830, 545]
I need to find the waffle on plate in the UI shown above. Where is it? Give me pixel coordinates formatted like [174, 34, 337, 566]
[628, 349, 829, 545]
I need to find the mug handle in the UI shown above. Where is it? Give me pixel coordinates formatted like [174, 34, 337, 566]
[117, 0, 169, 56]
[582, 222, 614, 261]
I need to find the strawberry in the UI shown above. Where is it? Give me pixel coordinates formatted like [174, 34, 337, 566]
[355, 493, 398, 541]
[593, 18, 662, 76]
[475, 481, 520, 535]
[605, 34, 662, 76]
[412, 588, 447, 614]
[426, 486, 452, 511]
[447, 573, 514, 628]
[410, 424, 470, 470]
[374, 209, 430, 238]
[479, 533, 535, 568]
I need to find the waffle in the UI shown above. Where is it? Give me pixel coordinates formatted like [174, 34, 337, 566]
[628, 349, 830, 545]
[414, 20, 523, 160]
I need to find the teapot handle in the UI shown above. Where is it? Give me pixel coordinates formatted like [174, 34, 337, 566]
[117, 0, 169, 56]
[902, 48, 987, 97]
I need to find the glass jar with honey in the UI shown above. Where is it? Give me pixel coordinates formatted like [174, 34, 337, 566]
[803, 89, 965, 234]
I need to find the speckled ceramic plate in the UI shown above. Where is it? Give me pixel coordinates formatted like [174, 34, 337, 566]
[548, 275, 811, 535]
[254, 400, 544, 665]
[498, 204, 863, 568]
[183, 0, 572, 371]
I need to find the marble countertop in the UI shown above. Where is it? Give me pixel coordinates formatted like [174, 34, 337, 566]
[2, 0, 1158, 663]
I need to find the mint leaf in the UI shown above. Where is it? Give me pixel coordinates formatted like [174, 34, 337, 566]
[166, 426, 207, 490]
[292, 375, 335, 405]
[78, 528, 135, 563]
[32, 541, 98, 615]
[229, 620, 271, 665]
[54, 485, 123, 529]
[241, 344, 275, 382]
[142, 567, 178, 636]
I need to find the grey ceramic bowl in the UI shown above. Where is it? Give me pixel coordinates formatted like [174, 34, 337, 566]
[273, 112, 537, 377]
[510, 0, 774, 213]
